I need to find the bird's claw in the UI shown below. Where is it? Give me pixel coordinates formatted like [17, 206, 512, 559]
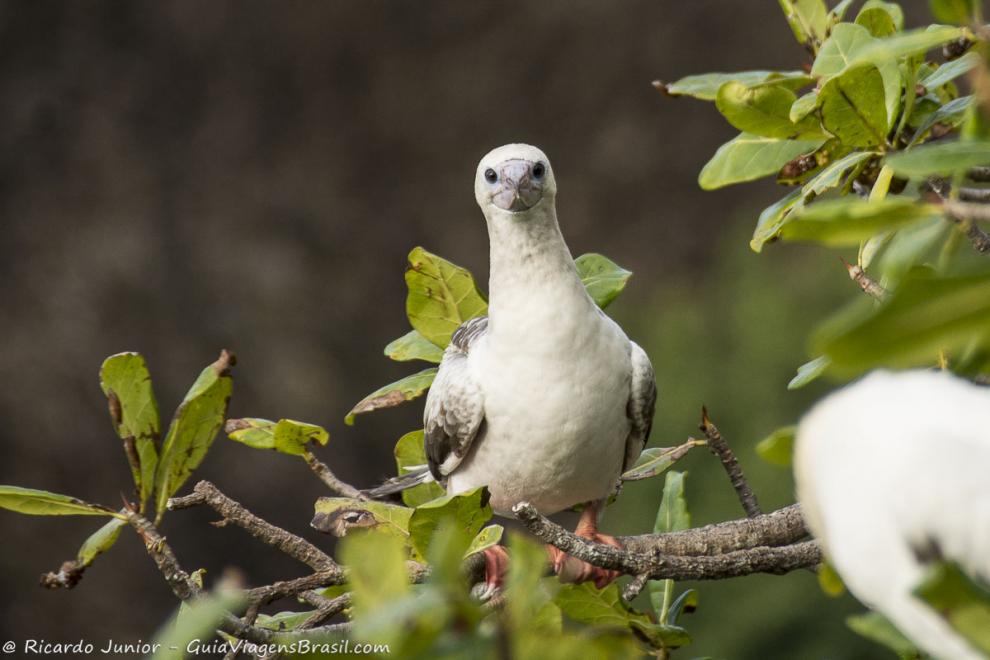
[546, 532, 622, 589]
[475, 545, 510, 601]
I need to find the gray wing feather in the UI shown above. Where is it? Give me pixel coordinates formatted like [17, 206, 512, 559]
[624, 341, 657, 472]
[424, 316, 488, 482]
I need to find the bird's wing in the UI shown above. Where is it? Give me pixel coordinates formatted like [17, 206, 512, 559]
[623, 341, 657, 472]
[423, 316, 488, 482]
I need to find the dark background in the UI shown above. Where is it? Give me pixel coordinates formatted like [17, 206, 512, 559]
[0, 2, 931, 657]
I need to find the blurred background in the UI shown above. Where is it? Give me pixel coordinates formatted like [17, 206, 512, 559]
[0, 1, 936, 657]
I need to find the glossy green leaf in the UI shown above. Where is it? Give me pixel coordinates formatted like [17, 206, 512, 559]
[345, 368, 437, 425]
[887, 139, 990, 176]
[655, 471, 690, 534]
[755, 426, 796, 467]
[802, 151, 877, 199]
[575, 253, 632, 309]
[464, 524, 504, 557]
[153, 351, 234, 521]
[788, 355, 831, 389]
[819, 271, 990, 374]
[914, 561, 990, 653]
[921, 51, 980, 90]
[751, 189, 805, 252]
[393, 429, 445, 507]
[929, 0, 981, 25]
[847, 611, 919, 657]
[77, 518, 127, 567]
[855, 1, 903, 38]
[226, 417, 328, 456]
[854, 25, 964, 63]
[699, 133, 827, 190]
[716, 81, 824, 139]
[405, 246, 488, 348]
[778, 0, 829, 50]
[661, 71, 812, 101]
[384, 329, 444, 364]
[100, 352, 160, 510]
[621, 440, 704, 481]
[555, 582, 691, 649]
[819, 65, 890, 147]
[812, 24, 877, 77]
[789, 90, 819, 123]
[407, 486, 492, 559]
[0, 486, 123, 518]
[781, 198, 939, 246]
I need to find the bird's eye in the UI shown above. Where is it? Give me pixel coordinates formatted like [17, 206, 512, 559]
[532, 162, 546, 179]
[484, 168, 498, 184]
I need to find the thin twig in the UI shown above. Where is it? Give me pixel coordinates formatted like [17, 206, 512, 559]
[303, 450, 367, 500]
[699, 408, 762, 518]
[968, 166, 990, 182]
[959, 187, 990, 203]
[841, 259, 888, 301]
[298, 591, 351, 629]
[622, 574, 650, 602]
[168, 480, 340, 574]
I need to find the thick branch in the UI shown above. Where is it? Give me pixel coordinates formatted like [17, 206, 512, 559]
[699, 408, 762, 517]
[514, 502, 819, 580]
[618, 503, 808, 556]
[168, 480, 340, 575]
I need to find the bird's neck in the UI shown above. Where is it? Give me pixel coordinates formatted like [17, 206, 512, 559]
[485, 204, 595, 342]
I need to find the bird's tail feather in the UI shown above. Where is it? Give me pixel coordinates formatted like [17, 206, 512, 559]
[363, 466, 435, 499]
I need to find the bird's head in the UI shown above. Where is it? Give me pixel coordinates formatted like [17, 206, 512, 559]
[474, 144, 556, 217]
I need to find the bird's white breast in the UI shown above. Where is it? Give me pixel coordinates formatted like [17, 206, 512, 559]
[447, 306, 632, 515]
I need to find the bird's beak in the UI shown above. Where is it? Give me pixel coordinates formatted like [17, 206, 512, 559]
[492, 159, 544, 213]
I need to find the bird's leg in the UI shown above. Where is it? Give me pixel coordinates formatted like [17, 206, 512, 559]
[478, 545, 510, 600]
[546, 501, 621, 589]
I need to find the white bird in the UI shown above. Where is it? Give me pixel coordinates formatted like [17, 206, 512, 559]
[369, 143, 656, 588]
[794, 369, 990, 660]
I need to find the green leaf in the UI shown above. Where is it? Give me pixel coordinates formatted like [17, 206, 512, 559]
[255, 610, 317, 631]
[755, 426, 796, 467]
[887, 139, 990, 176]
[778, 0, 829, 51]
[929, 0, 981, 25]
[828, 0, 857, 25]
[661, 71, 812, 101]
[226, 417, 329, 456]
[788, 355, 831, 389]
[716, 81, 824, 139]
[913, 561, 990, 653]
[384, 329, 444, 364]
[407, 487, 492, 559]
[311, 497, 418, 557]
[819, 65, 891, 147]
[405, 247, 487, 348]
[909, 95, 973, 145]
[812, 24, 877, 77]
[699, 133, 828, 190]
[819, 271, 990, 374]
[655, 471, 690, 534]
[464, 524, 504, 557]
[817, 560, 846, 597]
[555, 582, 690, 649]
[921, 51, 980, 90]
[153, 351, 234, 521]
[802, 151, 877, 199]
[77, 518, 127, 567]
[854, 25, 965, 63]
[780, 198, 940, 246]
[0, 485, 123, 518]
[855, 1, 904, 38]
[751, 189, 805, 252]
[100, 352, 160, 510]
[790, 90, 819, 123]
[846, 611, 919, 656]
[575, 253, 633, 309]
[621, 440, 704, 481]
[507, 533, 562, 637]
[340, 532, 410, 648]
[345, 368, 437, 425]
[393, 430, 446, 507]
[878, 217, 950, 283]
[664, 588, 699, 625]
[151, 591, 244, 660]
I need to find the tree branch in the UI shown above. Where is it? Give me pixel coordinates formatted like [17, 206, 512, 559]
[513, 502, 819, 580]
[303, 450, 367, 500]
[699, 408, 762, 518]
[167, 480, 341, 575]
[842, 259, 887, 300]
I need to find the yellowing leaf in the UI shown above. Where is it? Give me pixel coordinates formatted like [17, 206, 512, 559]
[345, 368, 437, 425]
[405, 247, 487, 348]
[384, 330, 444, 364]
